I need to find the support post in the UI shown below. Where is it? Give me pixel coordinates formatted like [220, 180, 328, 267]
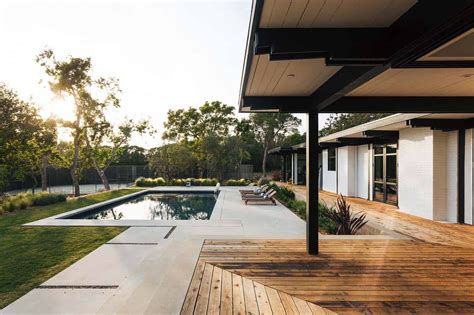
[458, 129, 466, 224]
[306, 109, 319, 255]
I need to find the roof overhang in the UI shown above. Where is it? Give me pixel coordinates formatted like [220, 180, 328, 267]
[268, 143, 306, 155]
[239, 0, 474, 114]
[319, 113, 474, 143]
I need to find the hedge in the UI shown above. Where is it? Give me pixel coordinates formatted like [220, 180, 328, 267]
[0, 192, 67, 214]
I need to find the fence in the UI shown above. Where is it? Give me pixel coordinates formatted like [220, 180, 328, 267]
[4, 164, 255, 194]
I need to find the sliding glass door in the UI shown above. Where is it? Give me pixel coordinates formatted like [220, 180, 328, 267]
[373, 144, 398, 205]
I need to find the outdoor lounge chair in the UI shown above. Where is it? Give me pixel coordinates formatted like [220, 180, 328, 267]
[240, 187, 273, 200]
[242, 190, 277, 205]
[240, 184, 270, 196]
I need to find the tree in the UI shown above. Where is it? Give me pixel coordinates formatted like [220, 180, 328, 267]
[116, 146, 148, 165]
[0, 84, 54, 193]
[37, 49, 121, 196]
[249, 113, 301, 178]
[320, 113, 391, 136]
[26, 118, 58, 192]
[281, 132, 305, 146]
[162, 101, 237, 177]
[85, 119, 153, 190]
[147, 143, 196, 179]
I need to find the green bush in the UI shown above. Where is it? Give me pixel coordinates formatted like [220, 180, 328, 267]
[31, 192, 67, 206]
[135, 177, 220, 187]
[134, 177, 167, 187]
[191, 178, 219, 186]
[267, 183, 338, 234]
[0, 192, 66, 214]
[224, 178, 250, 186]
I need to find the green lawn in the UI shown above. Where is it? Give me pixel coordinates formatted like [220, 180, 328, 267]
[0, 188, 141, 309]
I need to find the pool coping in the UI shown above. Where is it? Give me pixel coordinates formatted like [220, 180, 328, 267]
[24, 186, 242, 227]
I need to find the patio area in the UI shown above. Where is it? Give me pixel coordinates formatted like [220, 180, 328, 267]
[183, 239, 474, 314]
[280, 183, 474, 249]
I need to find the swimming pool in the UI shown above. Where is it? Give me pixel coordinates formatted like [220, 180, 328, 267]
[66, 192, 217, 220]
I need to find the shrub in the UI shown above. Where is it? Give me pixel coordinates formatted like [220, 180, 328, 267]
[267, 183, 338, 234]
[31, 192, 67, 206]
[191, 178, 218, 186]
[0, 192, 66, 214]
[134, 177, 167, 187]
[135, 177, 220, 187]
[224, 178, 250, 186]
[325, 194, 368, 235]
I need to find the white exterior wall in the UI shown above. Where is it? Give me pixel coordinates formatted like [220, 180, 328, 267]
[356, 145, 369, 199]
[322, 149, 337, 193]
[337, 147, 356, 196]
[432, 130, 458, 222]
[446, 131, 458, 222]
[398, 128, 434, 220]
[466, 129, 474, 224]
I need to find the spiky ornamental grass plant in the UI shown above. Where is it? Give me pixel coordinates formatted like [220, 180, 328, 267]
[326, 194, 368, 235]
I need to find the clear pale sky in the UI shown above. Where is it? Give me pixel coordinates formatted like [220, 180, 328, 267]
[0, 0, 329, 148]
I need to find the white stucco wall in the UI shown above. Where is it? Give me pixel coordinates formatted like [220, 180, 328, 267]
[336, 146, 356, 197]
[356, 145, 369, 199]
[432, 130, 458, 222]
[398, 128, 434, 220]
[322, 149, 337, 193]
[465, 129, 474, 224]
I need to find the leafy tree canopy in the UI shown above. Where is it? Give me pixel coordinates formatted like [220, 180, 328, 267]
[320, 113, 391, 137]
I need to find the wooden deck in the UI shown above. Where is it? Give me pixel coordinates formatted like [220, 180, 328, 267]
[280, 183, 474, 249]
[181, 239, 474, 314]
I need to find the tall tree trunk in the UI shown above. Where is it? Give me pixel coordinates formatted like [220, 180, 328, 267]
[92, 157, 111, 191]
[71, 132, 81, 197]
[262, 144, 268, 178]
[40, 155, 48, 192]
[31, 172, 38, 194]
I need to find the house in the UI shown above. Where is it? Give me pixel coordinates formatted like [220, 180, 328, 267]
[318, 114, 474, 224]
[268, 143, 306, 184]
[239, 0, 474, 254]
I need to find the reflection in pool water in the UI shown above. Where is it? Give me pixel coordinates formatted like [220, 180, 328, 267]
[75, 193, 217, 220]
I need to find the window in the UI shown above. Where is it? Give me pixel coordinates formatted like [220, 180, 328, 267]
[327, 148, 336, 171]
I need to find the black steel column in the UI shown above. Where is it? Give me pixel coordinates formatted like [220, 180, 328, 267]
[458, 129, 465, 224]
[306, 109, 319, 255]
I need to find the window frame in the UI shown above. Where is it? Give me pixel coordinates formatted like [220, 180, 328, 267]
[327, 148, 336, 171]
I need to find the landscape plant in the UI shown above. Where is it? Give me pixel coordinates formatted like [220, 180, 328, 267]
[0, 192, 67, 213]
[268, 183, 337, 234]
[325, 194, 368, 235]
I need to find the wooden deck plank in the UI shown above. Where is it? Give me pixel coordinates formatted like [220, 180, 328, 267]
[208, 265, 222, 315]
[264, 286, 286, 314]
[242, 277, 259, 315]
[181, 261, 206, 315]
[221, 269, 233, 315]
[232, 273, 246, 315]
[253, 281, 272, 315]
[279, 291, 299, 314]
[194, 263, 213, 315]
[292, 296, 312, 315]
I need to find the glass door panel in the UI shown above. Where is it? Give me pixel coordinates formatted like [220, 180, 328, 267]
[374, 183, 385, 202]
[373, 144, 398, 205]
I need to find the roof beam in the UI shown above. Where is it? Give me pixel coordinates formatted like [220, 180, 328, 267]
[323, 97, 474, 113]
[255, 28, 388, 65]
[363, 130, 399, 139]
[243, 96, 311, 113]
[336, 137, 373, 145]
[407, 118, 474, 131]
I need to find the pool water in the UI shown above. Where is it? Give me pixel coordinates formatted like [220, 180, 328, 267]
[69, 193, 217, 220]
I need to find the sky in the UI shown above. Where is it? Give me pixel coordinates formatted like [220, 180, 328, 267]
[0, 0, 329, 148]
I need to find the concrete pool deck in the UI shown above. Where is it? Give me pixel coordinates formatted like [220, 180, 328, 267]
[1, 186, 404, 314]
